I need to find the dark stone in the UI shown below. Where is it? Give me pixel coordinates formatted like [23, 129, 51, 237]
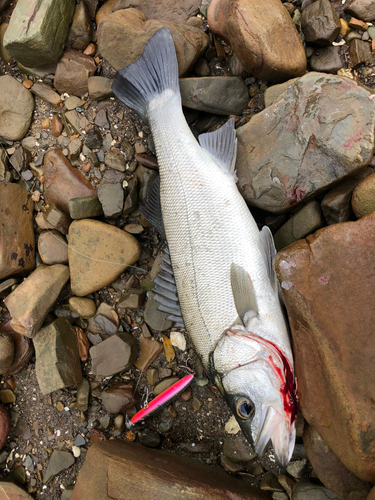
[301, 0, 341, 45]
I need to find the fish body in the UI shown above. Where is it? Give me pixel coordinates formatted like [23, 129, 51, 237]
[113, 28, 297, 465]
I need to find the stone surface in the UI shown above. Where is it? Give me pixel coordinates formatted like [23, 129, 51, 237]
[236, 73, 375, 213]
[43, 450, 75, 484]
[223, 434, 256, 463]
[4, 0, 75, 67]
[30, 82, 61, 107]
[104, 151, 126, 172]
[90, 332, 137, 376]
[264, 78, 300, 107]
[33, 318, 82, 394]
[4, 264, 69, 338]
[117, 288, 146, 311]
[344, 0, 375, 23]
[0, 183, 35, 280]
[88, 76, 114, 101]
[0, 333, 14, 374]
[69, 297, 96, 319]
[6, 329, 34, 376]
[0, 23, 11, 64]
[0, 403, 10, 449]
[68, 195, 103, 220]
[111, 0, 200, 24]
[133, 332, 163, 372]
[97, 8, 209, 75]
[67, 1, 92, 51]
[303, 425, 372, 500]
[101, 382, 137, 414]
[274, 212, 375, 481]
[97, 183, 124, 218]
[301, 0, 341, 45]
[44, 149, 97, 214]
[321, 167, 372, 224]
[54, 49, 96, 98]
[350, 39, 374, 65]
[274, 200, 325, 250]
[293, 481, 343, 500]
[352, 172, 375, 218]
[71, 440, 270, 499]
[310, 46, 343, 73]
[180, 77, 248, 115]
[52, 114, 63, 137]
[38, 230, 68, 265]
[144, 292, 173, 331]
[68, 219, 141, 296]
[44, 203, 72, 235]
[207, 0, 306, 82]
[0, 75, 34, 140]
[0, 481, 34, 499]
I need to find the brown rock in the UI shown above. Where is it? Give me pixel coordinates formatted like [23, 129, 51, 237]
[83, 42, 96, 56]
[367, 487, 375, 500]
[0, 332, 14, 374]
[133, 332, 163, 372]
[82, 0, 99, 19]
[44, 203, 72, 235]
[51, 114, 63, 137]
[0, 23, 11, 63]
[38, 229, 68, 265]
[4, 264, 70, 338]
[35, 212, 55, 231]
[97, 8, 209, 75]
[96, 0, 117, 25]
[303, 424, 372, 500]
[0, 183, 35, 280]
[71, 440, 270, 500]
[348, 16, 368, 30]
[350, 39, 374, 66]
[340, 18, 351, 37]
[74, 326, 90, 361]
[69, 296, 96, 319]
[0, 403, 10, 450]
[352, 172, 375, 218]
[274, 212, 375, 481]
[117, 288, 146, 311]
[54, 48, 96, 98]
[68, 219, 141, 296]
[67, 1, 93, 51]
[0, 481, 34, 499]
[301, 0, 341, 45]
[44, 149, 96, 214]
[207, 0, 306, 82]
[101, 381, 137, 413]
[112, 0, 200, 24]
[7, 330, 33, 375]
[90, 332, 138, 376]
[88, 76, 113, 100]
[0, 75, 34, 141]
[344, 0, 375, 23]
[30, 82, 61, 107]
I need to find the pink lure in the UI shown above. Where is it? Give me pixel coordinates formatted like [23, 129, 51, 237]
[131, 374, 194, 425]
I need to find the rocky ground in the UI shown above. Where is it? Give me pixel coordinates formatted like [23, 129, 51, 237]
[0, 0, 375, 499]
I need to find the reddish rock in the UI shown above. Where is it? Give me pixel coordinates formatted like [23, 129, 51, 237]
[0, 482, 34, 499]
[44, 149, 96, 215]
[0, 403, 10, 449]
[51, 114, 63, 137]
[54, 48, 96, 98]
[7, 330, 33, 375]
[303, 425, 371, 499]
[348, 16, 368, 30]
[207, 0, 306, 82]
[133, 331, 163, 372]
[111, 0, 201, 24]
[0, 183, 35, 280]
[74, 326, 90, 361]
[274, 212, 375, 481]
[70, 440, 271, 500]
[367, 487, 375, 500]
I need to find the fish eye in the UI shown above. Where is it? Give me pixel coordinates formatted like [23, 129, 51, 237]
[236, 397, 255, 420]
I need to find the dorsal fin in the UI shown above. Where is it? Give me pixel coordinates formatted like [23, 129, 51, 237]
[258, 226, 278, 296]
[230, 263, 258, 322]
[139, 176, 165, 237]
[198, 119, 237, 176]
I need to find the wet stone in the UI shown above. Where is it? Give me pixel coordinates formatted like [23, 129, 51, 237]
[94, 108, 109, 129]
[68, 195, 103, 220]
[97, 183, 124, 218]
[153, 377, 179, 396]
[88, 76, 114, 100]
[144, 292, 173, 331]
[38, 230, 68, 265]
[30, 82, 61, 107]
[90, 332, 138, 376]
[223, 434, 256, 463]
[310, 46, 343, 73]
[43, 450, 75, 484]
[301, 0, 341, 45]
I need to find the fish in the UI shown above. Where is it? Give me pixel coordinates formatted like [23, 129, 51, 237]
[113, 28, 298, 466]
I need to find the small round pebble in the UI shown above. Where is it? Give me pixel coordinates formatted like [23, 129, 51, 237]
[69, 297, 96, 319]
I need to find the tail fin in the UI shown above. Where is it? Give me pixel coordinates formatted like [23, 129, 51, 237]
[112, 28, 179, 123]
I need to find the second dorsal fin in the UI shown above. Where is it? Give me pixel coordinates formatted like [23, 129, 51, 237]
[198, 119, 237, 176]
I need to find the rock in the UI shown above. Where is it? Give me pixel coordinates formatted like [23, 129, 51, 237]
[104, 151, 126, 172]
[69, 297, 96, 319]
[261, 472, 284, 492]
[117, 288, 146, 311]
[352, 172, 375, 218]
[349, 16, 368, 30]
[111, 0, 200, 24]
[97, 183, 124, 218]
[65, 95, 84, 110]
[147, 368, 158, 386]
[350, 39, 374, 66]
[33, 318, 82, 394]
[101, 382, 137, 414]
[301, 0, 341, 45]
[274, 212, 375, 482]
[0, 75, 34, 140]
[54, 49, 96, 98]
[139, 429, 161, 448]
[293, 481, 343, 500]
[51, 114, 63, 137]
[85, 128, 102, 149]
[97, 8, 208, 75]
[44, 203, 72, 235]
[70, 440, 269, 500]
[310, 47, 343, 73]
[0, 482, 33, 499]
[153, 377, 179, 396]
[0, 23, 11, 64]
[4, 264, 69, 338]
[170, 331, 186, 351]
[68, 138, 82, 161]
[0, 183, 35, 280]
[6, 330, 34, 376]
[84, 42, 96, 56]
[90, 332, 137, 376]
[274, 200, 325, 250]
[38, 230, 68, 265]
[180, 77, 248, 115]
[88, 76, 113, 100]
[44, 149, 96, 214]
[29, 81, 61, 106]
[66, 110, 90, 132]
[0, 333, 14, 374]
[303, 424, 372, 500]
[9, 146, 31, 175]
[144, 291, 173, 331]
[94, 108, 109, 129]
[76, 377, 90, 412]
[223, 434, 256, 462]
[278, 475, 295, 498]
[67, 1, 92, 51]
[367, 487, 375, 500]
[133, 332, 163, 372]
[82, 0, 99, 19]
[43, 450, 75, 484]
[4, 0, 75, 67]
[286, 459, 308, 479]
[321, 168, 373, 224]
[207, 0, 306, 82]
[0, 403, 10, 450]
[68, 195, 103, 220]
[236, 73, 375, 213]
[344, 0, 375, 23]
[264, 78, 300, 107]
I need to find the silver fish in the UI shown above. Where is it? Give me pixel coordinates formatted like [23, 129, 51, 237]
[113, 28, 297, 466]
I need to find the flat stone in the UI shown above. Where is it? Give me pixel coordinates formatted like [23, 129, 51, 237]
[350, 38, 374, 66]
[274, 212, 375, 482]
[112, 0, 200, 24]
[293, 481, 343, 500]
[69, 297, 96, 319]
[260, 472, 284, 492]
[223, 434, 256, 463]
[236, 72, 375, 213]
[144, 291, 173, 331]
[4, 0, 75, 67]
[67, 1, 92, 52]
[90, 332, 137, 376]
[97, 8, 208, 75]
[0, 481, 33, 499]
[33, 318, 82, 394]
[68, 138, 82, 161]
[4, 264, 69, 338]
[65, 110, 90, 132]
[207, 0, 306, 82]
[301, 0, 341, 45]
[104, 151, 126, 172]
[43, 450, 75, 484]
[38, 230, 68, 265]
[65, 95, 85, 110]
[30, 82, 61, 106]
[0, 75, 34, 140]
[68, 195, 103, 220]
[264, 78, 300, 107]
[349, 16, 368, 30]
[344, 0, 375, 22]
[54, 49, 96, 98]
[133, 332, 163, 372]
[352, 171, 375, 218]
[321, 167, 372, 224]
[180, 77, 248, 115]
[9, 146, 31, 175]
[101, 381, 137, 414]
[274, 200, 325, 250]
[44, 149, 96, 214]
[88, 76, 114, 101]
[17, 61, 58, 78]
[117, 288, 145, 311]
[44, 203, 72, 235]
[94, 108, 109, 129]
[0, 183, 35, 280]
[97, 183, 124, 218]
[76, 377, 90, 412]
[303, 424, 372, 499]
[310, 46, 343, 73]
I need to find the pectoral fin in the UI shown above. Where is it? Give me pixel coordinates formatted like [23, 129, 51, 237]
[230, 263, 258, 322]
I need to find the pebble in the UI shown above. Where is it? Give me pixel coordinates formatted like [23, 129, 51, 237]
[310, 46, 343, 73]
[44, 203, 72, 235]
[301, 0, 341, 45]
[134, 332, 163, 372]
[153, 377, 179, 397]
[97, 183, 124, 218]
[67, 1, 92, 52]
[261, 472, 284, 492]
[38, 230, 68, 265]
[104, 151, 126, 172]
[224, 415, 241, 435]
[193, 396, 202, 411]
[287, 459, 308, 478]
[0, 403, 10, 449]
[95, 108, 110, 129]
[0, 75, 34, 140]
[144, 291, 173, 331]
[220, 454, 244, 474]
[351, 171, 375, 218]
[0, 389, 15, 404]
[170, 331, 186, 351]
[76, 378, 90, 413]
[90, 332, 138, 376]
[0, 23, 11, 63]
[55, 48, 96, 98]
[69, 297, 96, 319]
[0, 333, 14, 375]
[43, 450, 75, 484]
[117, 288, 146, 311]
[68, 194, 103, 219]
[292, 481, 342, 500]
[101, 382, 136, 414]
[139, 429, 161, 448]
[222, 434, 256, 462]
[114, 414, 125, 432]
[350, 38, 374, 65]
[30, 82, 61, 107]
